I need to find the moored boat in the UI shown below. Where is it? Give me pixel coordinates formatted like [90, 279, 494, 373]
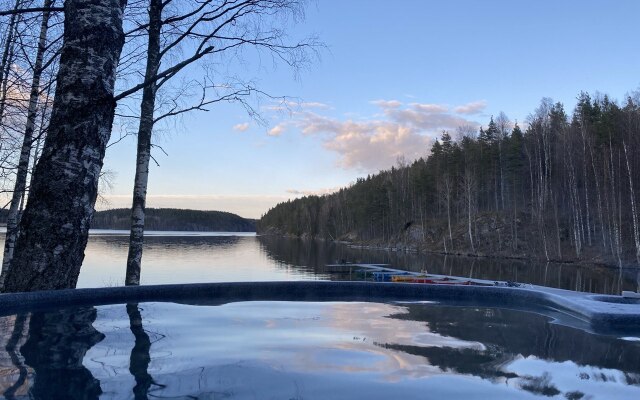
[391, 275, 475, 285]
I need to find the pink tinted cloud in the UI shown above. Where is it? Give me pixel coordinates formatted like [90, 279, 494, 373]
[268, 99, 481, 172]
[454, 100, 487, 115]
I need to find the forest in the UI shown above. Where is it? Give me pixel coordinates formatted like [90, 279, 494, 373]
[259, 91, 640, 267]
[90, 208, 255, 231]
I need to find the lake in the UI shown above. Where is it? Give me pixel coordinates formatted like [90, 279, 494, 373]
[1, 300, 639, 400]
[70, 231, 638, 294]
[77, 231, 326, 287]
[0, 231, 639, 399]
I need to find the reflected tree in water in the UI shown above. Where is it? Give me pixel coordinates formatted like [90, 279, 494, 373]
[519, 372, 561, 397]
[380, 304, 640, 382]
[3, 314, 29, 399]
[20, 307, 104, 399]
[258, 235, 639, 294]
[127, 303, 164, 399]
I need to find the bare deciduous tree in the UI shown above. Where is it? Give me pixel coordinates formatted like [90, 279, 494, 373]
[2, 0, 128, 292]
[115, 0, 317, 285]
[0, 0, 55, 290]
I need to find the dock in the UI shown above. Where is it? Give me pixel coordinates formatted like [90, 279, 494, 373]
[326, 263, 499, 286]
[321, 263, 639, 335]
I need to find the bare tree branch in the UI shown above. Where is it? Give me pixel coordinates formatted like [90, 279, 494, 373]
[0, 7, 63, 17]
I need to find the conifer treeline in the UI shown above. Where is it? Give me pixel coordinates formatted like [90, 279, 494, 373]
[91, 208, 256, 232]
[3, 208, 256, 232]
[258, 91, 640, 266]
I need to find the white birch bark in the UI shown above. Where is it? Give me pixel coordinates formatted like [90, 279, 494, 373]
[463, 168, 475, 253]
[0, 0, 21, 121]
[0, 0, 53, 290]
[624, 142, 640, 266]
[2, 0, 128, 292]
[125, 0, 162, 286]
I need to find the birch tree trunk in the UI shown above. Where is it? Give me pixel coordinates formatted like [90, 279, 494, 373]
[0, 0, 21, 121]
[440, 173, 453, 251]
[582, 143, 592, 246]
[2, 0, 127, 292]
[125, 0, 162, 286]
[0, 0, 52, 290]
[463, 168, 475, 253]
[586, 139, 607, 252]
[623, 142, 640, 266]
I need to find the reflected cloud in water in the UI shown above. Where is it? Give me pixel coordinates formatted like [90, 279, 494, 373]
[0, 300, 636, 399]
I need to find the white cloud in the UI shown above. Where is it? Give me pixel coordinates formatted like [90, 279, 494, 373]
[383, 103, 470, 130]
[233, 122, 250, 132]
[408, 103, 449, 114]
[454, 100, 487, 115]
[370, 99, 402, 109]
[321, 120, 431, 171]
[268, 99, 481, 172]
[299, 101, 330, 109]
[293, 112, 435, 172]
[268, 124, 286, 137]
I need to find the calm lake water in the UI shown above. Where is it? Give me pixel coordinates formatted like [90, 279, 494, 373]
[0, 300, 638, 399]
[0, 231, 639, 399]
[64, 231, 638, 294]
[77, 231, 325, 287]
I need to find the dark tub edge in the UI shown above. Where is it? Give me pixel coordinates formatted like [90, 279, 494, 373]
[0, 281, 638, 335]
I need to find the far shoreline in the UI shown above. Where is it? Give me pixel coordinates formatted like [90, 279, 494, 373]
[258, 232, 639, 271]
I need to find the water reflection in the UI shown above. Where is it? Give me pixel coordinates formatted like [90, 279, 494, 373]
[259, 235, 639, 294]
[20, 308, 104, 399]
[77, 233, 325, 288]
[0, 231, 635, 293]
[1, 300, 638, 399]
[0, 232, 630, 294]
[2, 315, 30, 399]
[385, 304, 640, 375]
[127, 303, 164, 399]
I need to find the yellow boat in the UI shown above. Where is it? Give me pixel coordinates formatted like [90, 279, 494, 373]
[392, 275, 424, 282]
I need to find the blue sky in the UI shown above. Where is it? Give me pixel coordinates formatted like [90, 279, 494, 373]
[101, 0, 640, 218]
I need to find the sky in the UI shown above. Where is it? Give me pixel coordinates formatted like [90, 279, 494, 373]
[100, 0, 640, 219]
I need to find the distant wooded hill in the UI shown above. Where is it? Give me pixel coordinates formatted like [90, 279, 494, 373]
[90, 208, 255, 232]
